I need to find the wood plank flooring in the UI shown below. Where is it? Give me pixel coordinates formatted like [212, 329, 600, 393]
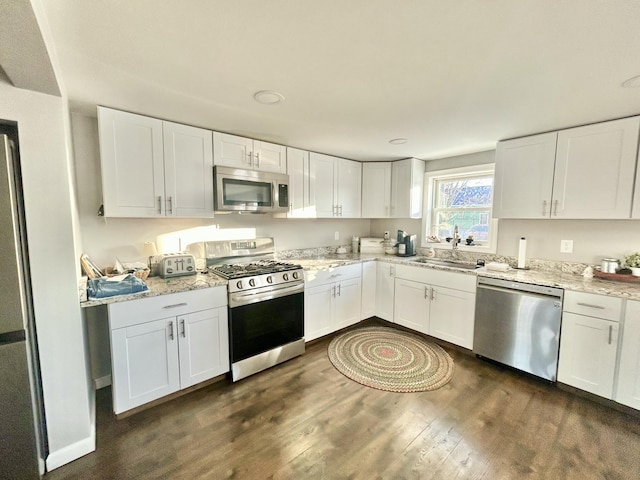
[45, 319, 640, 480]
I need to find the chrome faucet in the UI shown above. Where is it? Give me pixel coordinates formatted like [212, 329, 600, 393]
[452, 225, 460, 251]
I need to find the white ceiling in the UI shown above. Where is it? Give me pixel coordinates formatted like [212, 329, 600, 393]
[38, 0, 640, 161]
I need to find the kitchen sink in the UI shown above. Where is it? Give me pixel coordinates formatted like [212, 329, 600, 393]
[408, 258, 479, 270]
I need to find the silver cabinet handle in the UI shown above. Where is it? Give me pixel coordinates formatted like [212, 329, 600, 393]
[180, 318, 186, 338]
[389, 266, 394, 277]
[329, 273, 342, 278]
[337, 284, 341, 296]
[576, 302, 605, 310]
[542, 200, 547, 216]
[339, 205, 343, 216]
[332, 285, 336, 297]
[553, 199, 559, 216]
[167, 320, 174, 340]
[608, 325, 613, 344]
[424, 286, 428, 299]
[247, 151, 253, 166]
[157, 196, 162, 214]
[430, 287, 435, 301]
[167, 196, 173, 215]
[255, 152, 260, 167]
[163, 302, 188, 309]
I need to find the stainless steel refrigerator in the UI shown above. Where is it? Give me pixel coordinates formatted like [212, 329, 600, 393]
[0, 131, 47, 478]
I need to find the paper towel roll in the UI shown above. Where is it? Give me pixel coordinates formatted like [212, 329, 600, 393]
[517, 237, 526, 269]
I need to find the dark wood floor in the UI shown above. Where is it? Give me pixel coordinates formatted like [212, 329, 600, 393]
[46, 319, 640, 480]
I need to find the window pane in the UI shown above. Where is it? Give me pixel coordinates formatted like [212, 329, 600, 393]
[433, 210, 492, 242]
[435, 177, 493, 209]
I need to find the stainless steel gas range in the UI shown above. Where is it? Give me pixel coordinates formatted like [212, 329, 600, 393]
[186, 238, 304, 381]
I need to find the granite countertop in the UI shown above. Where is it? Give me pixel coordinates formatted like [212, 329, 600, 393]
[284, 253, 640, 301]
[81, 253, 640, 307]
[80, 272, 227, 308]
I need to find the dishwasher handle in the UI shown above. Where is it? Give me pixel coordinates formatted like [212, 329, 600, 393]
[477, 282, 563, 302]
[477, 277, 563, 298]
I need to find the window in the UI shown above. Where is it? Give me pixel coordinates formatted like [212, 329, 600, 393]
[423, 165, 497, 252]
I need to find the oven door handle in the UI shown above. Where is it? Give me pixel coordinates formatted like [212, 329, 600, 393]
[229, 282, 304, 308]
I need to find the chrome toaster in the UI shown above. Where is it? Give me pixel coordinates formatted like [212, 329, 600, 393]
[149, 253, 197, 278]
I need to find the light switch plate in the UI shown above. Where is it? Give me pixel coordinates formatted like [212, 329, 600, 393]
[560, 239, 573, 253]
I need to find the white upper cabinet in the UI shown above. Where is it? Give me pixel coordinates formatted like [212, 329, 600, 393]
[286, 147, 314, 218]
[213, 132, 286, 174]
[98, 107, 214, 218]
[361, 162, 392, 218]
[309, 152, 362, 218]
[493, 116, 640, 219]
[493, 132, 557, 219]
[390, 158, 425, 218]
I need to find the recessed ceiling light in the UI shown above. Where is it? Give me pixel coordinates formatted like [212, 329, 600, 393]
[253, 90, 285, 104]
[622, 75, 640, 88]
[389, 138, 408, 145]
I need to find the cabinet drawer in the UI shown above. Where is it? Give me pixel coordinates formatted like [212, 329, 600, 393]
[109, 287, 227, 330]
[304, 263, 362, 287]
[563, 291, 622, 321]
[395, 264, 476, 293]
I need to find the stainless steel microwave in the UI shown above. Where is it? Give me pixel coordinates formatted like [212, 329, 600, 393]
[214, 166, 289, 213]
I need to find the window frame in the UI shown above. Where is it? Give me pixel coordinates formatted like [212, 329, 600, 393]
[421, 164, 498, 253]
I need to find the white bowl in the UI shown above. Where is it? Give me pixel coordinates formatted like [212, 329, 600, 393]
[384, 247, 398, 255]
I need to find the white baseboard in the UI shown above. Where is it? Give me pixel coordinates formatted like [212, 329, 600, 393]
[46, 430, 95, 471]
[94, 374, 112, 389]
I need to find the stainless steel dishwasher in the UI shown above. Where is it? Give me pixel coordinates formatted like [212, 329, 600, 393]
[474, 277, 563, 381]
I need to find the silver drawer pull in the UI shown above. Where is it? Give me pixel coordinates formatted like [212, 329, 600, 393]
[576, 302, 605, 310]
[329, 273, 342, 278]
[608, 325, 613, 345]
[163, 302, 188, 309]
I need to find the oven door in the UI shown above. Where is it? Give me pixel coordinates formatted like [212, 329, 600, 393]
[228, 283, 304, 363]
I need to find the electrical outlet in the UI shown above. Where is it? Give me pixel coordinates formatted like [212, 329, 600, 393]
[334, 231, 340, 241]
[560, 239, 573, 253]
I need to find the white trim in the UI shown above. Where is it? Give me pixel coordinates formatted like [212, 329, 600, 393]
[46, 430, 95, 471]
[422, 163, 498, 253]
[94, 374, 112, 390]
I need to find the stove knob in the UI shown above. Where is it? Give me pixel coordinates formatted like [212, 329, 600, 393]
[249, 279, 256, 287]
[292, 271, 299, 280]
[236, 280, 243, 289]
[283, 273, 289, 281]
[266, 276, 273, 284]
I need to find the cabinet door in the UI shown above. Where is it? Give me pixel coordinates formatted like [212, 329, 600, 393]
[163, 121, 214, 218]
[305, 283, 335, 341]
[375, 263, 395, 322]
[178, 307, 229, 389]
[335, 277, 362, 330]
[492, 132, 557, 219]
[616, 300, 640, 409]
[336, 158, 362, 218]
[553, 117, 639, 219]
[213, 132, 253, 169]
[557, 313, 619, 398]
[254, 140, 287, 173]
[361, 262, 377, 319]
[362, 162, 392, 218]
[110, 318, 180, 414]
[394, 278, 430, 334]
[309, 152, 337, 218]
[391, 158, 425, 218]
[287, 147, 314, 218]
[98, 107, 165, 217]
[429, 287, 475, 349]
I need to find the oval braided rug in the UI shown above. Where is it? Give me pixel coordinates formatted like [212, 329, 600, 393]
[328, 326, 454, 392]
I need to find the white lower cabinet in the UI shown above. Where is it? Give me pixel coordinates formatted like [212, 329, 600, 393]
[304, 264, 362, 341]
[616, 300, 640, 409]
[108, 287, 228, 414]
[557, 291, 622, 398]
[393, 265, 475, 349]
[375, 262, 395, 322]
[361, 261, 377, 319]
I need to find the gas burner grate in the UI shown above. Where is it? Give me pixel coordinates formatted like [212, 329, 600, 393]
[211, 260, 300, 279]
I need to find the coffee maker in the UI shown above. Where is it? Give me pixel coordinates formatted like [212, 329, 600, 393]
[396, 230, 417, 257]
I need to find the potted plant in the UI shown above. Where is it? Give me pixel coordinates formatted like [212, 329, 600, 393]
[624, 252, 640, 276]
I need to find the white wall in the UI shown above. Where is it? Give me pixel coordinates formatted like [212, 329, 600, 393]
[0, 82, 93, 469]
